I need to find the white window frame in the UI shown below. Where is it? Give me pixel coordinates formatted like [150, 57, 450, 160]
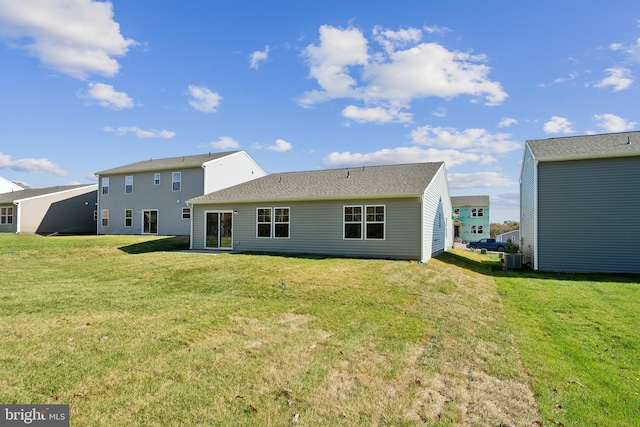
[125, 175, 133, 194]
[471, 208, 484, 217]
[172, 172, 181, 191]
[453, 208, 460, 218]
[273, 207, 290, 239]
[102, 177, 109, 195]
[1, 207, 13, 225]
[154, 173, 161, 185]
[365, 205, 385, 240]
[343, 205, 363, 240]
[125, 209, 133, 227]
[101, 209, 109, 227]
[471, 225, 484, 234]
[256, 207, 272, 238]
[182, 207, 191, 220]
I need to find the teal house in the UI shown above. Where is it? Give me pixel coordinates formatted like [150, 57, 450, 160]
[451, 195, 490, 242]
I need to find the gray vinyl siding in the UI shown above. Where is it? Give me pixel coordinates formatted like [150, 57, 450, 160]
[519, 145, 536, 267]
[98, 168, 203, 235]
[422, 165, 453, 260]
[537, 157, 640, 273]
[22, 190, 97, 234]
[192, 198, 423, 260]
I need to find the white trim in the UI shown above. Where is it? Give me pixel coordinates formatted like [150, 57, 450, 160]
[11, 184, 98, 204]
[141, 209, 159, 234]
[204, 210, 234, 250]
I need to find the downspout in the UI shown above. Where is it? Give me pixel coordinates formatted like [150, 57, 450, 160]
[188, 201, 194, 250]
[14, 201, 20, 234]
[533, 160, 539, 271]
[95, 174, 100, 235]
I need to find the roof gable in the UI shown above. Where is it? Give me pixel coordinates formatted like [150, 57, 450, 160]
[0, 185, 96, 204]
[189, 162, 444, 204]
[95, 151, 239, 175]
[527, 131, 640, 162]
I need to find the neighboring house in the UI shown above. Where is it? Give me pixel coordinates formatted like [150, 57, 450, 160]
[187, 162, 453, 263]
[95, 151, 265, 236]
[520, 131, 640, 273]
[0, 176, 26, 194]
[496, 230, 520, 244]
[0, 184, 97, 234]
[451, 195, 490, 242]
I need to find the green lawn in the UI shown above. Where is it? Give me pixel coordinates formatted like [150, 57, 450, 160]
[0, 234, 637, 426]
[495, 267, 640, 427]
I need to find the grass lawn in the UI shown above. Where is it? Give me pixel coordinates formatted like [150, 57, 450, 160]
[494, 264, 640, 427]
[1, 234, 637, 426]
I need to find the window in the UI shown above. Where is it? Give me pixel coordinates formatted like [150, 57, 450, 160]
[154, 173, 161, 185]
[1, 207, 13, 225]
[471, 225, 484, 234]
[453, 208, 460, 218]
[365, 205, 385, 239]
[102, 177, 109, 195]
[125, 209, 133, 227]
[471, 208, 484, 217]
[93, 210, 97, 221]
[172, 172, 181, 191]
[274, 207, 290, 238]
[344, 205, 385, 239]
[101, 210, 109, 227]
[125, 176, 133, 194]
[256, 208, 271, 238]
[344, 206, 362, 239]
[182, 207, 191, 219]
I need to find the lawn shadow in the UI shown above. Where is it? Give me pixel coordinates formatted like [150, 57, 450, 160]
[119, 236, 190, 254]
[437, 249, 640, 283]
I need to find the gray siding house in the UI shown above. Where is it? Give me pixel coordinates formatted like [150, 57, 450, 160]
[95, 151, 265, 236]
[188, 162, 453, 262]
[520, 131, 640, 274]
[0, 184, 97, 234]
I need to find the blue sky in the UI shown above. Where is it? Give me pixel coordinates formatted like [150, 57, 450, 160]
[2, 0, 640, 222]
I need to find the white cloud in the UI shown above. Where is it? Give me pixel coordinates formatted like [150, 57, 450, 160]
[188, 85, 223, 113]
[543, 116, 575, 134]
[299, 25, 368, 106]
[84, 83, 134, 109]
[498, 117, 518, 128]
[299, 25, 507, 109]
[249, 45, 270, 69]
[593, 113, 636, 132]
[341, 105, 412, 124]
[595, 67, 633, 92]
[103, 126, 175, 138]
[409, 126, 521, 155]
[0, 152, 67, 176]
[0, 0, 135, 79]
[423, 24, 451, 35]
[448, 172, 515, 189]
[323, 146, 494, 169]
[253, 139, 292, 152]
[209, 136, 240, 150]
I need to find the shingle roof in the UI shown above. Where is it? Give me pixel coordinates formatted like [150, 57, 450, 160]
[95, 152, 239, 175]
[451, 195, 490, 207]
[189, 162, 444, 204]
[527, 131, 640, 161]
[0, 185, 96, 204]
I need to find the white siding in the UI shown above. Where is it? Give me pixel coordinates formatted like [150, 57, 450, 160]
[421, 164, 453, 262]
[203, 151, 266, 194]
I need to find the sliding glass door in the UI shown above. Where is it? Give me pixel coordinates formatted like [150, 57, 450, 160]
[205, 211, 232, 249]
